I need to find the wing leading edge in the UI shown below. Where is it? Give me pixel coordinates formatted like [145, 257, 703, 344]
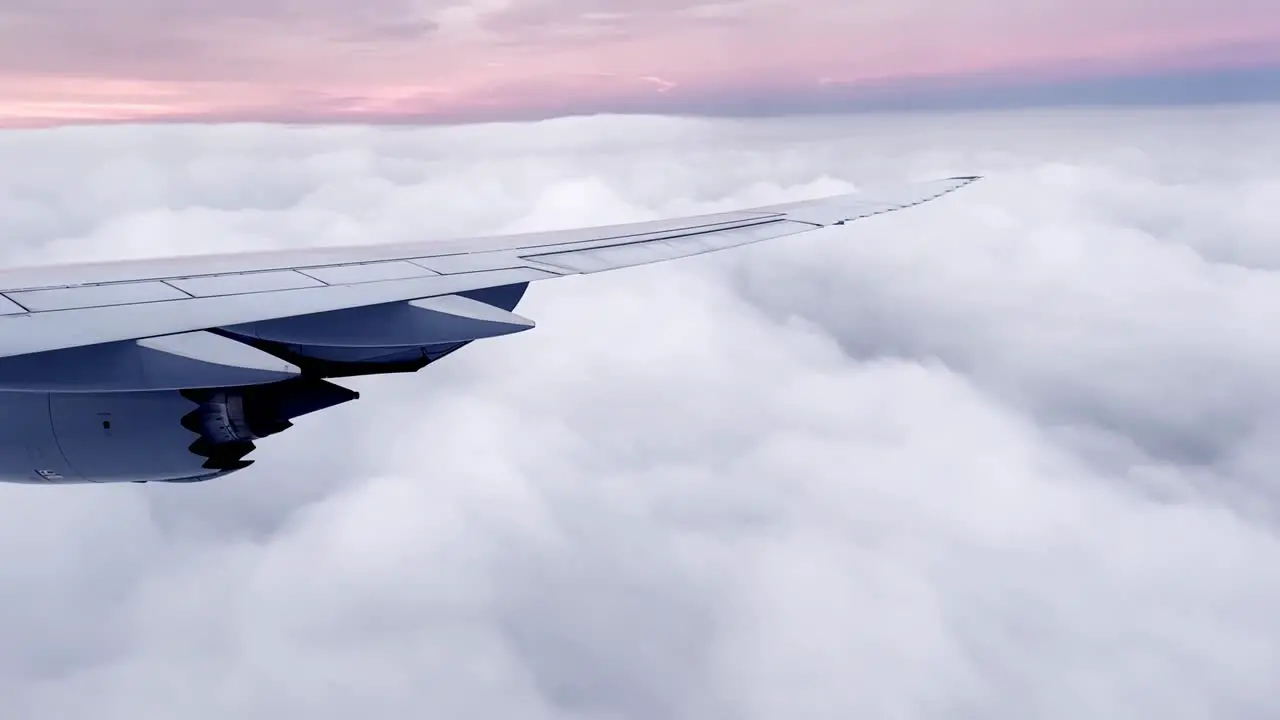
[0, 176, 978, 361]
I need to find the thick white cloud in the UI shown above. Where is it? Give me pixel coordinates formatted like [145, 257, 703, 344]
[1, 105, 1279, 718]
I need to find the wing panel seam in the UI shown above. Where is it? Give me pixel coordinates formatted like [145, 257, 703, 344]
[159, 280, 197, 298]
[292, 269, 334, 285]
[519, 217, 789, 261]
[1, 294, 32, 313]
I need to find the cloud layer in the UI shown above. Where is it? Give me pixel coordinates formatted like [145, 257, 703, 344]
[1, 105, 1280, 717]
[1, 0, 1279, 125]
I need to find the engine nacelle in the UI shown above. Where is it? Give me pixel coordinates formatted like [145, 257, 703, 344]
[0, 378, 357, 484]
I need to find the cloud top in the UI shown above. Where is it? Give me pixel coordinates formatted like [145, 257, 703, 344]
[0, 106, 1279, 717]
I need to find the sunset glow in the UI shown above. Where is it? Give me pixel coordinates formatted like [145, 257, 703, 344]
[2, 0, 1278, 126]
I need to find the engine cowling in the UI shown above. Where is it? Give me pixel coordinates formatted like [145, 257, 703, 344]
[0, 378, 357, 484]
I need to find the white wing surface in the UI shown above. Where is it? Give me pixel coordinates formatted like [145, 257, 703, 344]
[0, 176, 977, 360]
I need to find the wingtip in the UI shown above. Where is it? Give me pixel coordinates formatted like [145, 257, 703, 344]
[928, 175, 981, 196]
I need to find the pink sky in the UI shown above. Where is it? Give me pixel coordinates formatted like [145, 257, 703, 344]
[1, 0, 1278, 127]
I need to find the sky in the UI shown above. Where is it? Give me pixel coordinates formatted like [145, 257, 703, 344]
[1, 0, 1279, 126]
[0, 105, 1279, 717]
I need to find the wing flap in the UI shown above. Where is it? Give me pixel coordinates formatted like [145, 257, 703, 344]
[409, 252, 549, 275]
[297, 260, 440, 284]
[167, 270, 324, 297]
[7, 281, 190, 311]
[524, 219, 813, 273]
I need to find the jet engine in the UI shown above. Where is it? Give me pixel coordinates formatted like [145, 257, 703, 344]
[0, 378, 357, 484]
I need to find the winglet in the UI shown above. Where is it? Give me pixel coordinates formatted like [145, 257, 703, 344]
[774, 175, 980, 227]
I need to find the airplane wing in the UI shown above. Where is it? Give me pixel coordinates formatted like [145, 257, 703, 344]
[0, 175, 976, 363]
[0, 175, 978, 483]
